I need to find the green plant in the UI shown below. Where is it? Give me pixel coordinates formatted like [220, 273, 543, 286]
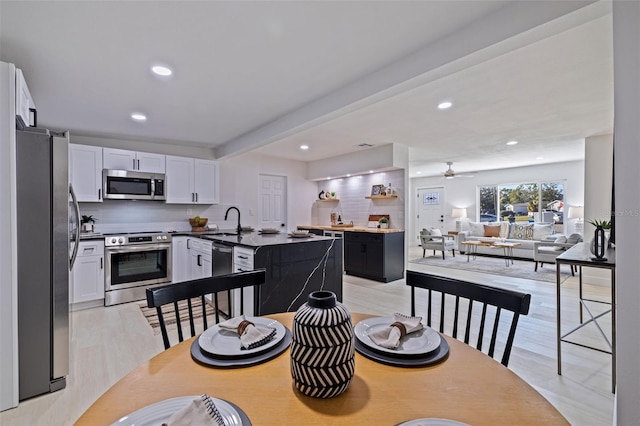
[81, 215, 96, 224]
[587, 219, 611, 229]
[378, 217, 389, 224]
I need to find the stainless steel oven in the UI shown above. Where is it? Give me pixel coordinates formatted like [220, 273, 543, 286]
[105, 232, 172, 306]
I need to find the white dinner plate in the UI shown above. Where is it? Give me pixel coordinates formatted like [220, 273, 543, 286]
[259, 228, 279, 234]
[354, 317, 441, 356]
[111, 395, 242, 426]
[198, 317, 285, 357]
[397, 419, 469, 426]
[288, 232, 312, 238]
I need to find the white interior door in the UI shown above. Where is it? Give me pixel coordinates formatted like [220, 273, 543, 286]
[417, 187, 446, 238]
[259, 174, 287, 231]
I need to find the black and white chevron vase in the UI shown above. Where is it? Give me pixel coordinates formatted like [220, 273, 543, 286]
[290, 291, 355, 398]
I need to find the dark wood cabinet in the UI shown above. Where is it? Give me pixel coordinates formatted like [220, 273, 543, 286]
[344, 231, 404, 282]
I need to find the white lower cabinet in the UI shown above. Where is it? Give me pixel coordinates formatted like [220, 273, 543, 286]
[172, 237, 213, 283]
[69, 241, 105, 310]
[171, 236, 191, 283]
[190, 238, 213, 279]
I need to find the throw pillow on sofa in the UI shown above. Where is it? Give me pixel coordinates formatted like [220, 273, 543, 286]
[532, 223, 554, 240]
[469, 222, 485, 237]
[555, 235, 568, 243]
[484, 225, 501, 238]
[512, 223, 534, 240]
[566, 233, 583, 245]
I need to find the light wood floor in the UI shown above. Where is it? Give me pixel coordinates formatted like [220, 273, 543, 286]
[0, 247, 614, 425]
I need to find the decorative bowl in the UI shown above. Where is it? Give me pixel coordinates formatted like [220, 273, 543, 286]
[189, 217, 208, 231]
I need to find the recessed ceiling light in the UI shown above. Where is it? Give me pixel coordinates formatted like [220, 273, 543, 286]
[437, 101, 452, 110]
[131, 113, 147, 121]
[326, 177, 331, 180]
[346, 174, 351, 177]
[506, 140, 518, 146]
[536, 156, 544, 160]
[369, 170, 374, 174]
[300, 145, 309, 150]
[151, 65, 172, 76]
[416, 171, 422, 175]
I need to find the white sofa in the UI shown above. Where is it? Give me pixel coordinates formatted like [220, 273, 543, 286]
[457, 221, 564, 260]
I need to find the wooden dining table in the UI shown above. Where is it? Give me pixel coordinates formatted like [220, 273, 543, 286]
[75, 312, 569, 425]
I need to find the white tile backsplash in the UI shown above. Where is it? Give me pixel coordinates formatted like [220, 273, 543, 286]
[313, 170, 405, 228]
[78, 201, 240, 234]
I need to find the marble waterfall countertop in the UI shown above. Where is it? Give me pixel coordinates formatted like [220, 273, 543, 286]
[297, 225, 405, 233]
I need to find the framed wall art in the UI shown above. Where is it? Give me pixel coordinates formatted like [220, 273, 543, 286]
[371, 184, 384, 196]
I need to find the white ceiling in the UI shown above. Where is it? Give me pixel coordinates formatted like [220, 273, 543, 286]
[0, 1, 613, 178]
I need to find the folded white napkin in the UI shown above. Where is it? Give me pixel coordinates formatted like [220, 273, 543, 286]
[368, 313, 424, 349]
[218, 315, 277, 350]
[162, 394, 224, 426]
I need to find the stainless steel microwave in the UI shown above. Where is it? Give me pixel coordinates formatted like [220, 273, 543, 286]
[102, 169, 166, 200]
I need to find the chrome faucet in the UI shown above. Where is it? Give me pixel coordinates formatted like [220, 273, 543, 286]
[224, 206, 242, 235]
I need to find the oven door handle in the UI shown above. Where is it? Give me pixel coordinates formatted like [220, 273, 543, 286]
[106, 243, 172, 254]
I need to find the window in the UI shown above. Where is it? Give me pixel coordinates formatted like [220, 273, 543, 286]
[478, 181, 565, 232]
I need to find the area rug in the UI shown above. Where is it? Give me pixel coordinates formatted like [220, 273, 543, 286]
[409, 253, 573, 283]
[139, 298, 217, 335]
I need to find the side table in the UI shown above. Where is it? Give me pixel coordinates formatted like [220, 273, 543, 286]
[555, 242, 616, 393]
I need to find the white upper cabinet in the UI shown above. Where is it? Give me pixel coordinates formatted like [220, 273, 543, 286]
[103, 148, 165, 173]
[165, 155, 219, 204]
[16, 69, 36, 128]
[69, 144, 103, 202]
[194, 159, 219, 204]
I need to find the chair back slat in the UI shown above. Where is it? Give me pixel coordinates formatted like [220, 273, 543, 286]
[477, 303, 488, 351]
[452, 296, 460, 338]
[174, 301, 184, 342]
[201, 295, 208, 330]
[488, 307, 502, 358]
[406, 270, 531, 366]
[464, 301, 473, 345]
[147, 269, 266, 350]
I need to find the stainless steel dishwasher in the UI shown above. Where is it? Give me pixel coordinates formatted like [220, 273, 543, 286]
[212, 242, 233, 317]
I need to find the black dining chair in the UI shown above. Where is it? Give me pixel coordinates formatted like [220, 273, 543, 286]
[406, 270, 531, 366]
[146, 269, 266, 349]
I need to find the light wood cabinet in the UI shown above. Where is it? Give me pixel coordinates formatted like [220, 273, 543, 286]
[69, 144, 103, 202]
[103, 148, 165, 173]
[165, 155, 219, 204]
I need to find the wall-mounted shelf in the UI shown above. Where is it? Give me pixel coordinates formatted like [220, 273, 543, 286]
[317, 198, 340, 202]
[365, 195, 398, 199]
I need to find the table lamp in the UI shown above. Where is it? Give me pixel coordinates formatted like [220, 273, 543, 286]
[452, 208, 467, 232]
[567, 206, 584, 234]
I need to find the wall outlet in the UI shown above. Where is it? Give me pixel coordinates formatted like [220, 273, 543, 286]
[186, 208, 193, 216]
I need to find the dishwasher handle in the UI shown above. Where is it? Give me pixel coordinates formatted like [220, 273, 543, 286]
[212, 243, 233, 254]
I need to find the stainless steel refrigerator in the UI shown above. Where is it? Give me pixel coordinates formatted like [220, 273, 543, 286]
[16, 127, 79, 401]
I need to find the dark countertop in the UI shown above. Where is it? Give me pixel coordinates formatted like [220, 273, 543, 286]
[199, 231, 333, 248]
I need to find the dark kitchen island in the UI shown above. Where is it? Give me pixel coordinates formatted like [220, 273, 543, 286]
[202, 232, 343, 315]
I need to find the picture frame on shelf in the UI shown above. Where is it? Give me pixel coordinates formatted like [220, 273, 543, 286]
[371, 184, 384, 196]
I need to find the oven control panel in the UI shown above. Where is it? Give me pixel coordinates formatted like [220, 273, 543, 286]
[105, 233, 171, 246]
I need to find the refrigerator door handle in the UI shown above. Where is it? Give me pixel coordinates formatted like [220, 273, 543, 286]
[69, 184, 81, 270]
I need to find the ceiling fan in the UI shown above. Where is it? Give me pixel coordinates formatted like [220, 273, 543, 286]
[442, 162, 474, 179]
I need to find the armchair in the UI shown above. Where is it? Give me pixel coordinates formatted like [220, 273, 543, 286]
[533, 233, 583, 275]
[420, 228, 456, 260]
